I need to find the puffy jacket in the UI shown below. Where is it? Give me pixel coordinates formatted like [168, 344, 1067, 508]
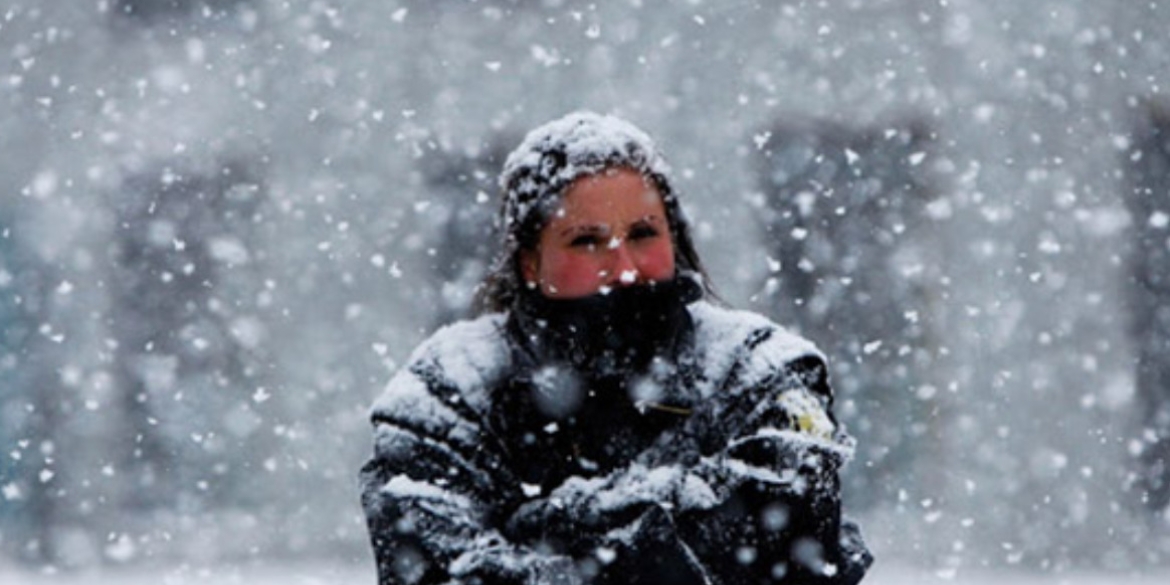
[360, 299, 872, 584]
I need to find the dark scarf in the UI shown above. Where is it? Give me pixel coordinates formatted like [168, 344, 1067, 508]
[510, 275, 701, 380]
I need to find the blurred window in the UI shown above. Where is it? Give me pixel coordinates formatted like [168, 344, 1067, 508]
[1124, 102, 1170, 511]
[112, 0, 246, 25]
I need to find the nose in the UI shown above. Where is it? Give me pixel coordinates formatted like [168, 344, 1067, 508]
[607, 241, 639, 288]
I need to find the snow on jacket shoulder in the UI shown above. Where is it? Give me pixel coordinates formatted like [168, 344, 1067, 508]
[369, 313, 509, 442]
[688, 300, 823, 398]
[684, 301, 855, 463]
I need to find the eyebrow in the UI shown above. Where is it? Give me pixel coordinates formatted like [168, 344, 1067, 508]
[559, 224, 607, 239]
[558, 215, 666, 239]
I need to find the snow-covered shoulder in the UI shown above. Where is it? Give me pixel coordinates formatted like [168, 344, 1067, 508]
[687, 301, 825, 398]
[371, 312, 511, 418]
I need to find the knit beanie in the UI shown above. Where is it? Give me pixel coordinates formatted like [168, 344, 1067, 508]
[499, 111, 677, 251]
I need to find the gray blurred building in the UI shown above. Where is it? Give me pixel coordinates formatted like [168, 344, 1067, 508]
[1, 0, 1168, 574]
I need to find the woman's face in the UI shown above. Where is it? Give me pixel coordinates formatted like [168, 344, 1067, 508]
[521, 167, 676, 299]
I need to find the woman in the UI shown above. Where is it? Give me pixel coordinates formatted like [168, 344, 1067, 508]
[360, 112, 872, 584]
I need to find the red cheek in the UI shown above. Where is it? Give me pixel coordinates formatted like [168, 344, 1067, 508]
[636, 242, 676, 282]
[540, 250, 607, 297]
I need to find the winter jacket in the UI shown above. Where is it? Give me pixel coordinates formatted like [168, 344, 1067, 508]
[360, 296, 872, 584]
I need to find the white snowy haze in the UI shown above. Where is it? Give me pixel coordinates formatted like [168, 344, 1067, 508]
[1, 0, 1169, 582]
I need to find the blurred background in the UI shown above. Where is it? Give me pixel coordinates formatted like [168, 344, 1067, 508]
[2, 0, 1170, 582]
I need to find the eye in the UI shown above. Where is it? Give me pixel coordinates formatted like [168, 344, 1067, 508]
[570, 234, 602, 248]
[628, 224, 660, 241]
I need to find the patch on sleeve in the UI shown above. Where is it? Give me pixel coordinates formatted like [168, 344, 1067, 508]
[776, 389, 835, 440]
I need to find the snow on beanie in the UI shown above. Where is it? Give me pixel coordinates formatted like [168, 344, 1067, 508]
[498, 111, 677, 250]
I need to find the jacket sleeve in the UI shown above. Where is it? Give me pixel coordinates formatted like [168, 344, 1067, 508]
[672, 333, 873, 585]
[360, 364, 582, 585]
